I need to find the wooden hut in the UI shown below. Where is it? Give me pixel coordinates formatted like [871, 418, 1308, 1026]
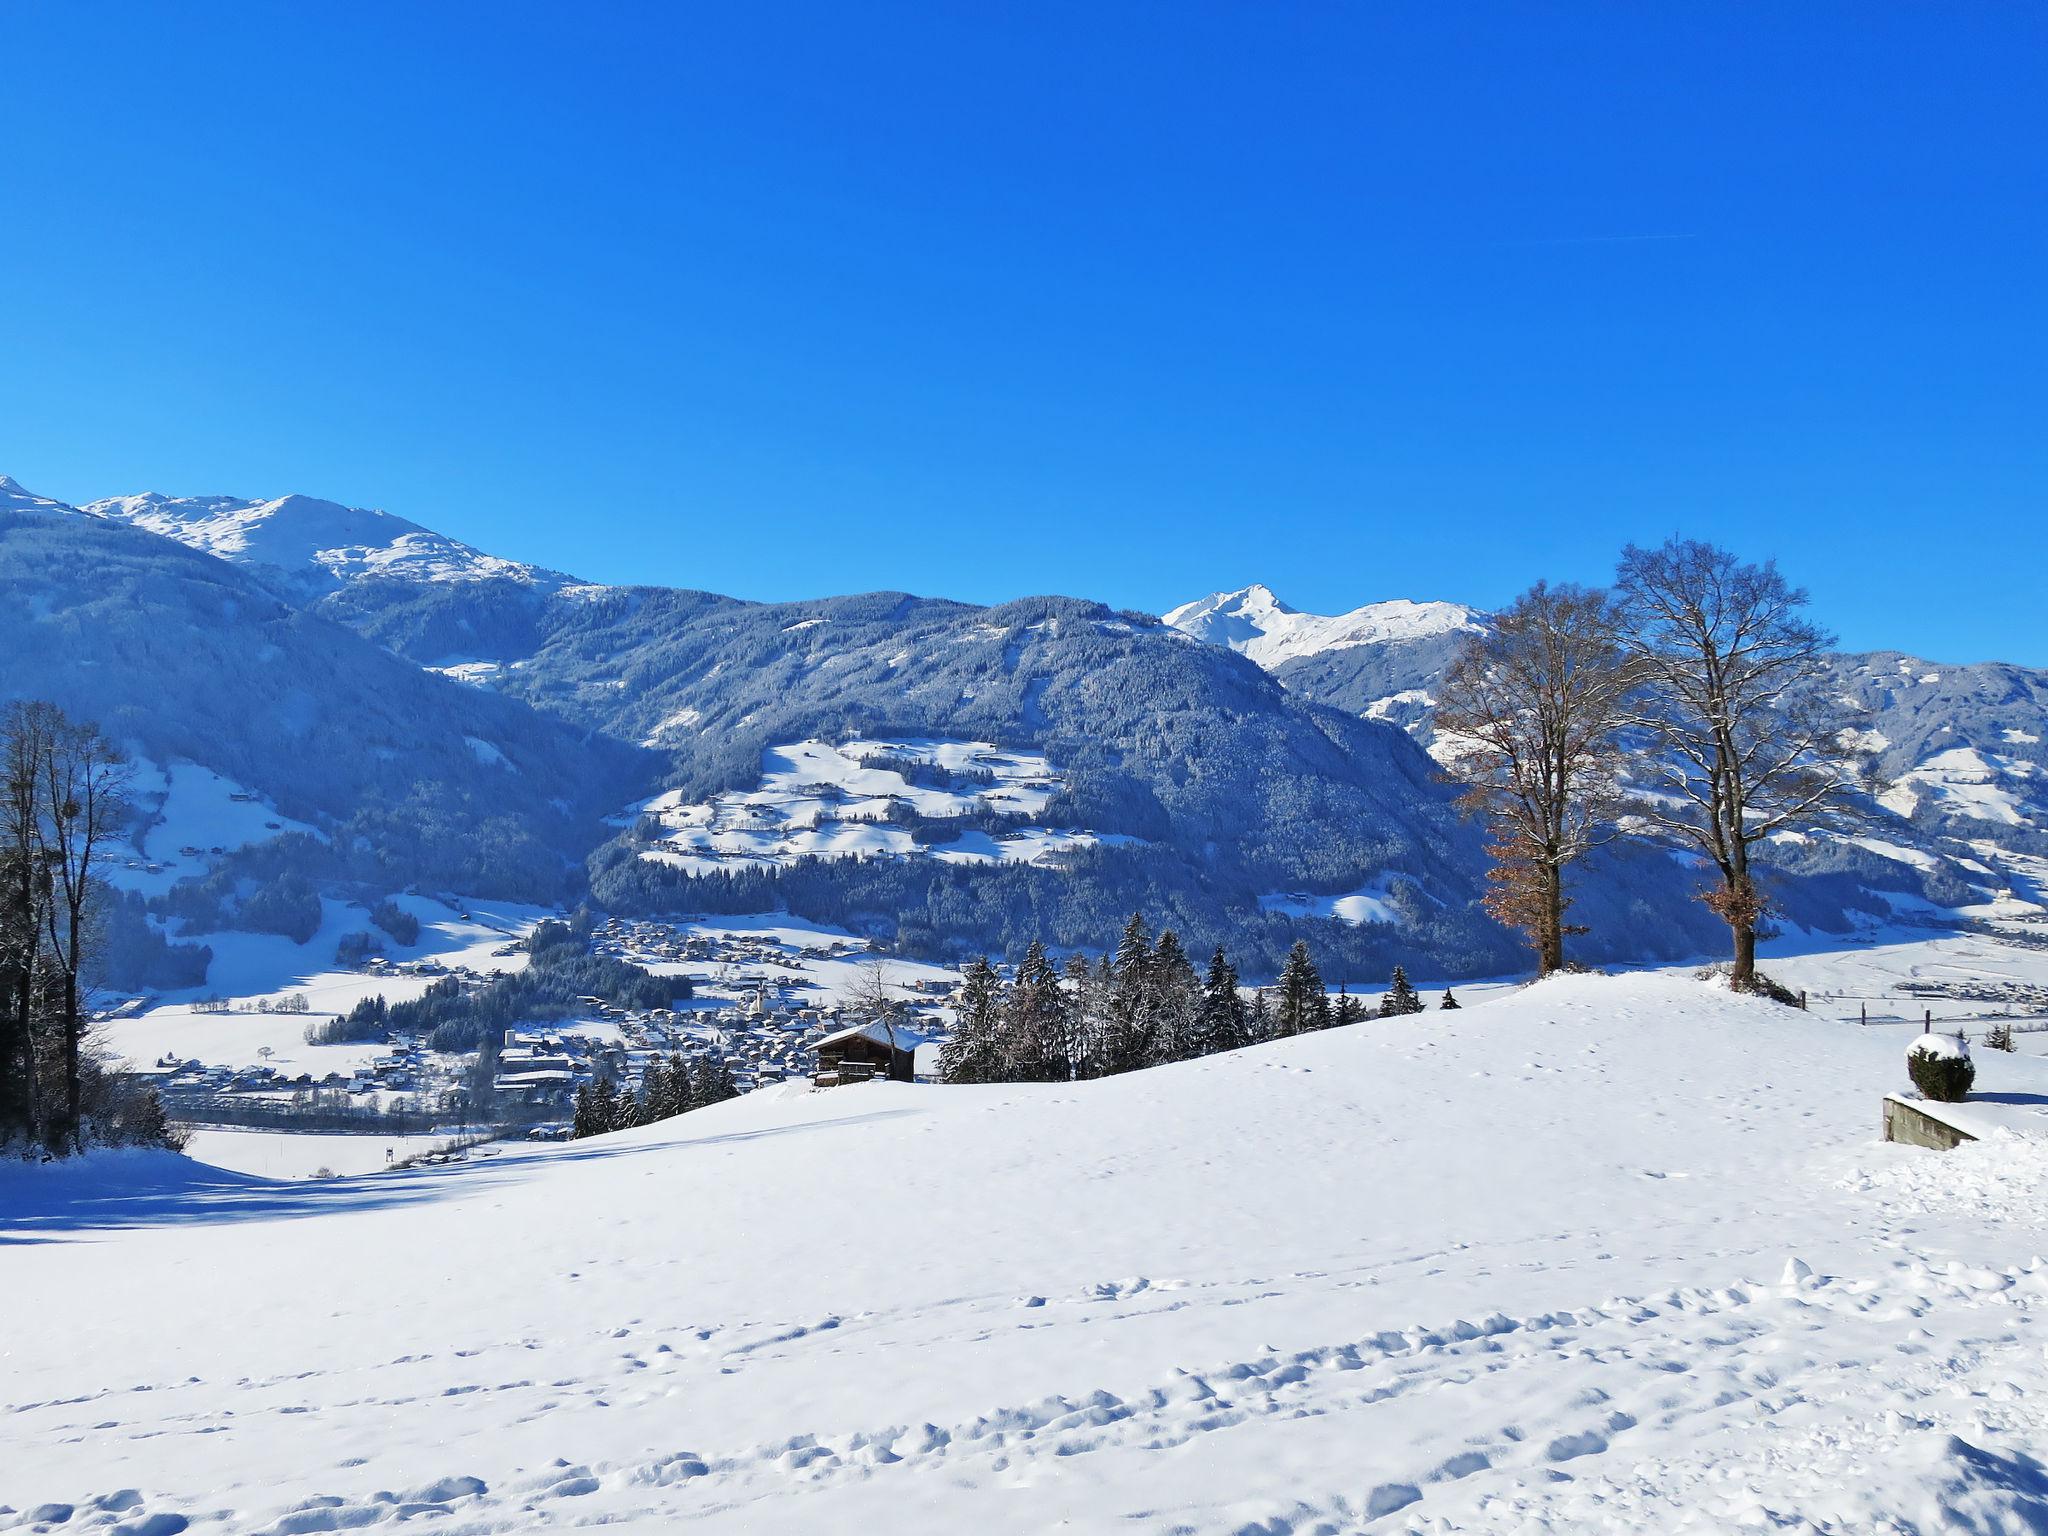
[813, 1020, 920, 1086]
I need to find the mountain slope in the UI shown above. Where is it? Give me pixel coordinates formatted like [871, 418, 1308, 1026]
[1164, 584, 1484, 732]
[0, 508, 649, 902]
[330, 578, 1524, 975]
[82, 488, 576, 598]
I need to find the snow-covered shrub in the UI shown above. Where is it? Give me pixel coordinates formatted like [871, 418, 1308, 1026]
[1985, 1020, 2016, 1053]
[1907, 1032, 1975, 1103]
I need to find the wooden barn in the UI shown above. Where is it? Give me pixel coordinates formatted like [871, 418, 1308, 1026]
[813, 1020, 921, 1086]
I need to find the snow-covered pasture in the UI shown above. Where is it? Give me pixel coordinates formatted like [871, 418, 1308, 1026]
[10, 974, 2048, 1532]
[97, 895, 544, 1078]
[631, 738, 1129, 874]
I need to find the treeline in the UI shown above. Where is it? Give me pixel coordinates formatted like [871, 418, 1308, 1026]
[589, 836, 1520, 980]
[3, 701, 185, 1158]
[941, 914, 1455, 1085]
[310, 912, 692, 1052]
[571, 1050, 739, 1138]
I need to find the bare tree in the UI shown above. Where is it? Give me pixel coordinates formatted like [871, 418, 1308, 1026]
[1613, 539, 1861, 991]
[1436, 582, 1633, 975]
[1, 701, 59, 1146]
[849, 954, 902, 1058]
[37, 715, 131, 1151]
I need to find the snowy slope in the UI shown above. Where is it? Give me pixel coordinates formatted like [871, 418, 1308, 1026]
[0, 473, 75, 517]
[1163, 582, 1483, 668]
[81, 488, 575, 596]
[10, 973, 2048, 1532]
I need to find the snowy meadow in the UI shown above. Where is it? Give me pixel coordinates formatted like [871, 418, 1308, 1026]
[9, 971, 2048, 1533]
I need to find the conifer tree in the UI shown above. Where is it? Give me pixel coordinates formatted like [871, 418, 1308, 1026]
[611, 1086, 641, 1132]
[1198, 946, 1248, 1055]
[940, 956, 1006, 1084]
[1062, 952, 1099, 1079]
[1275, 940, 1326, 1037]
[1147, 930, 1201, 1064]
[1333, 982, 1364, 1026]
[1379, 965, 1424, 1017]
[584, 1076, 618, 1137]
[1247, 986, 1274, 1043]
[571, 1082, 600, 1139]
[1104, 913, 1157, 1073]
[1439, 989, 1461, 1011]
[1003, 941, 1071, 1081]
[700, 1054, 739, 1104]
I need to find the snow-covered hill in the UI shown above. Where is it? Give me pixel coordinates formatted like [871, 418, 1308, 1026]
[81, 488, 575, 597]
[1163, 582, 1483, 668]
[10, 972, 2048, 1531]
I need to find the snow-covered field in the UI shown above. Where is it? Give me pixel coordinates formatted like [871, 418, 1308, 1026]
[97, 896, 543, 1078]
[178, 1128, 480, 1180]
[11, 972, 2048, 1532]
[633, 739, 1129, 874]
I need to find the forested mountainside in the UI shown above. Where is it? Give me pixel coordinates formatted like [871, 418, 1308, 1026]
[323, 577, 1526, 976]
[0, 473, 2019, 983]
[0, 510, 650, 904]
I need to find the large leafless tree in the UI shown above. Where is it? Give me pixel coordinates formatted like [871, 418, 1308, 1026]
[1436, 582, 1634, 975]
[1, 701, 58, 1144]
[1613, 539, 1858, 991]
[37, 716, 131, 1150]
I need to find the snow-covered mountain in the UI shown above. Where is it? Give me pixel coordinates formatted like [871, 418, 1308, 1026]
[1163, 583, 1483, 668]
[79, 487, 576, 597]
[1165, 584, 1485, 735]
[0, 472, 76, 517]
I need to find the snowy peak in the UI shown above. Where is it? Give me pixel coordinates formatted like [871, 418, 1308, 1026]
[80, 488, 577, 595]
[0, 475, 84, 519]
[1164, 584, 1484, 668]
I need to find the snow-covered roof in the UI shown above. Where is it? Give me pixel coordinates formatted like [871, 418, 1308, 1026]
[816, 1019, 927, 1052]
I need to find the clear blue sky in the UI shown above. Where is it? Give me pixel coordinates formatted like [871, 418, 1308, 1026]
[3, 4, 2042, 663]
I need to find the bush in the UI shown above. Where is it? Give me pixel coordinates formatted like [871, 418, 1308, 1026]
[1907, 1034, 1975, 1103]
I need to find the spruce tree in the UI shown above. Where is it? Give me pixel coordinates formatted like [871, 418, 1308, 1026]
[1147, 930, 1201, 1064]
[941, 956, 1007, 1084]
[1062, 952, 1099, 1079]
[1198, 946, 1248, 1055]
[1004, 941, 1071, 1081]
[1439, 989, 1461, 1011]
[1276, 940, 1325, 1037]
[1247, 987, 1274, 1043]
[698, 1054, 739, 1105]
[612, 1087, 641, 1132]
[1334, 982, 1364, 1026]
[586, 1077, 618, 1136]
[571, 1083, 599, 1139]
[1379, 965, 1424, 1017]
[1105, 913, 1156, 1074]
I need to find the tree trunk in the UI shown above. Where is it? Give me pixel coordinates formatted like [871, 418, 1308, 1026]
[1539, 863, 1565, 975]
[1730, 917, 1757, 991]
[63, 968, 81, 1153]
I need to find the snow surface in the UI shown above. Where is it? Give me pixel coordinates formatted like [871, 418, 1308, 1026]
[1163, 583, 1483, 667]
[1259, 879, 1407, 926]
[13, 973, 2048, 1531]
[0, 473, 77, 517]
[98, 896, 543, 1078]
[104, 755, 324, 897]
[79, 490, 574, 594]
[633, 739, 1128, 874]
[179, 1128, 477, 1180]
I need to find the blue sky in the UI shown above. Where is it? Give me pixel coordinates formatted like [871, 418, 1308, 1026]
[3, 4, 2043, 663]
